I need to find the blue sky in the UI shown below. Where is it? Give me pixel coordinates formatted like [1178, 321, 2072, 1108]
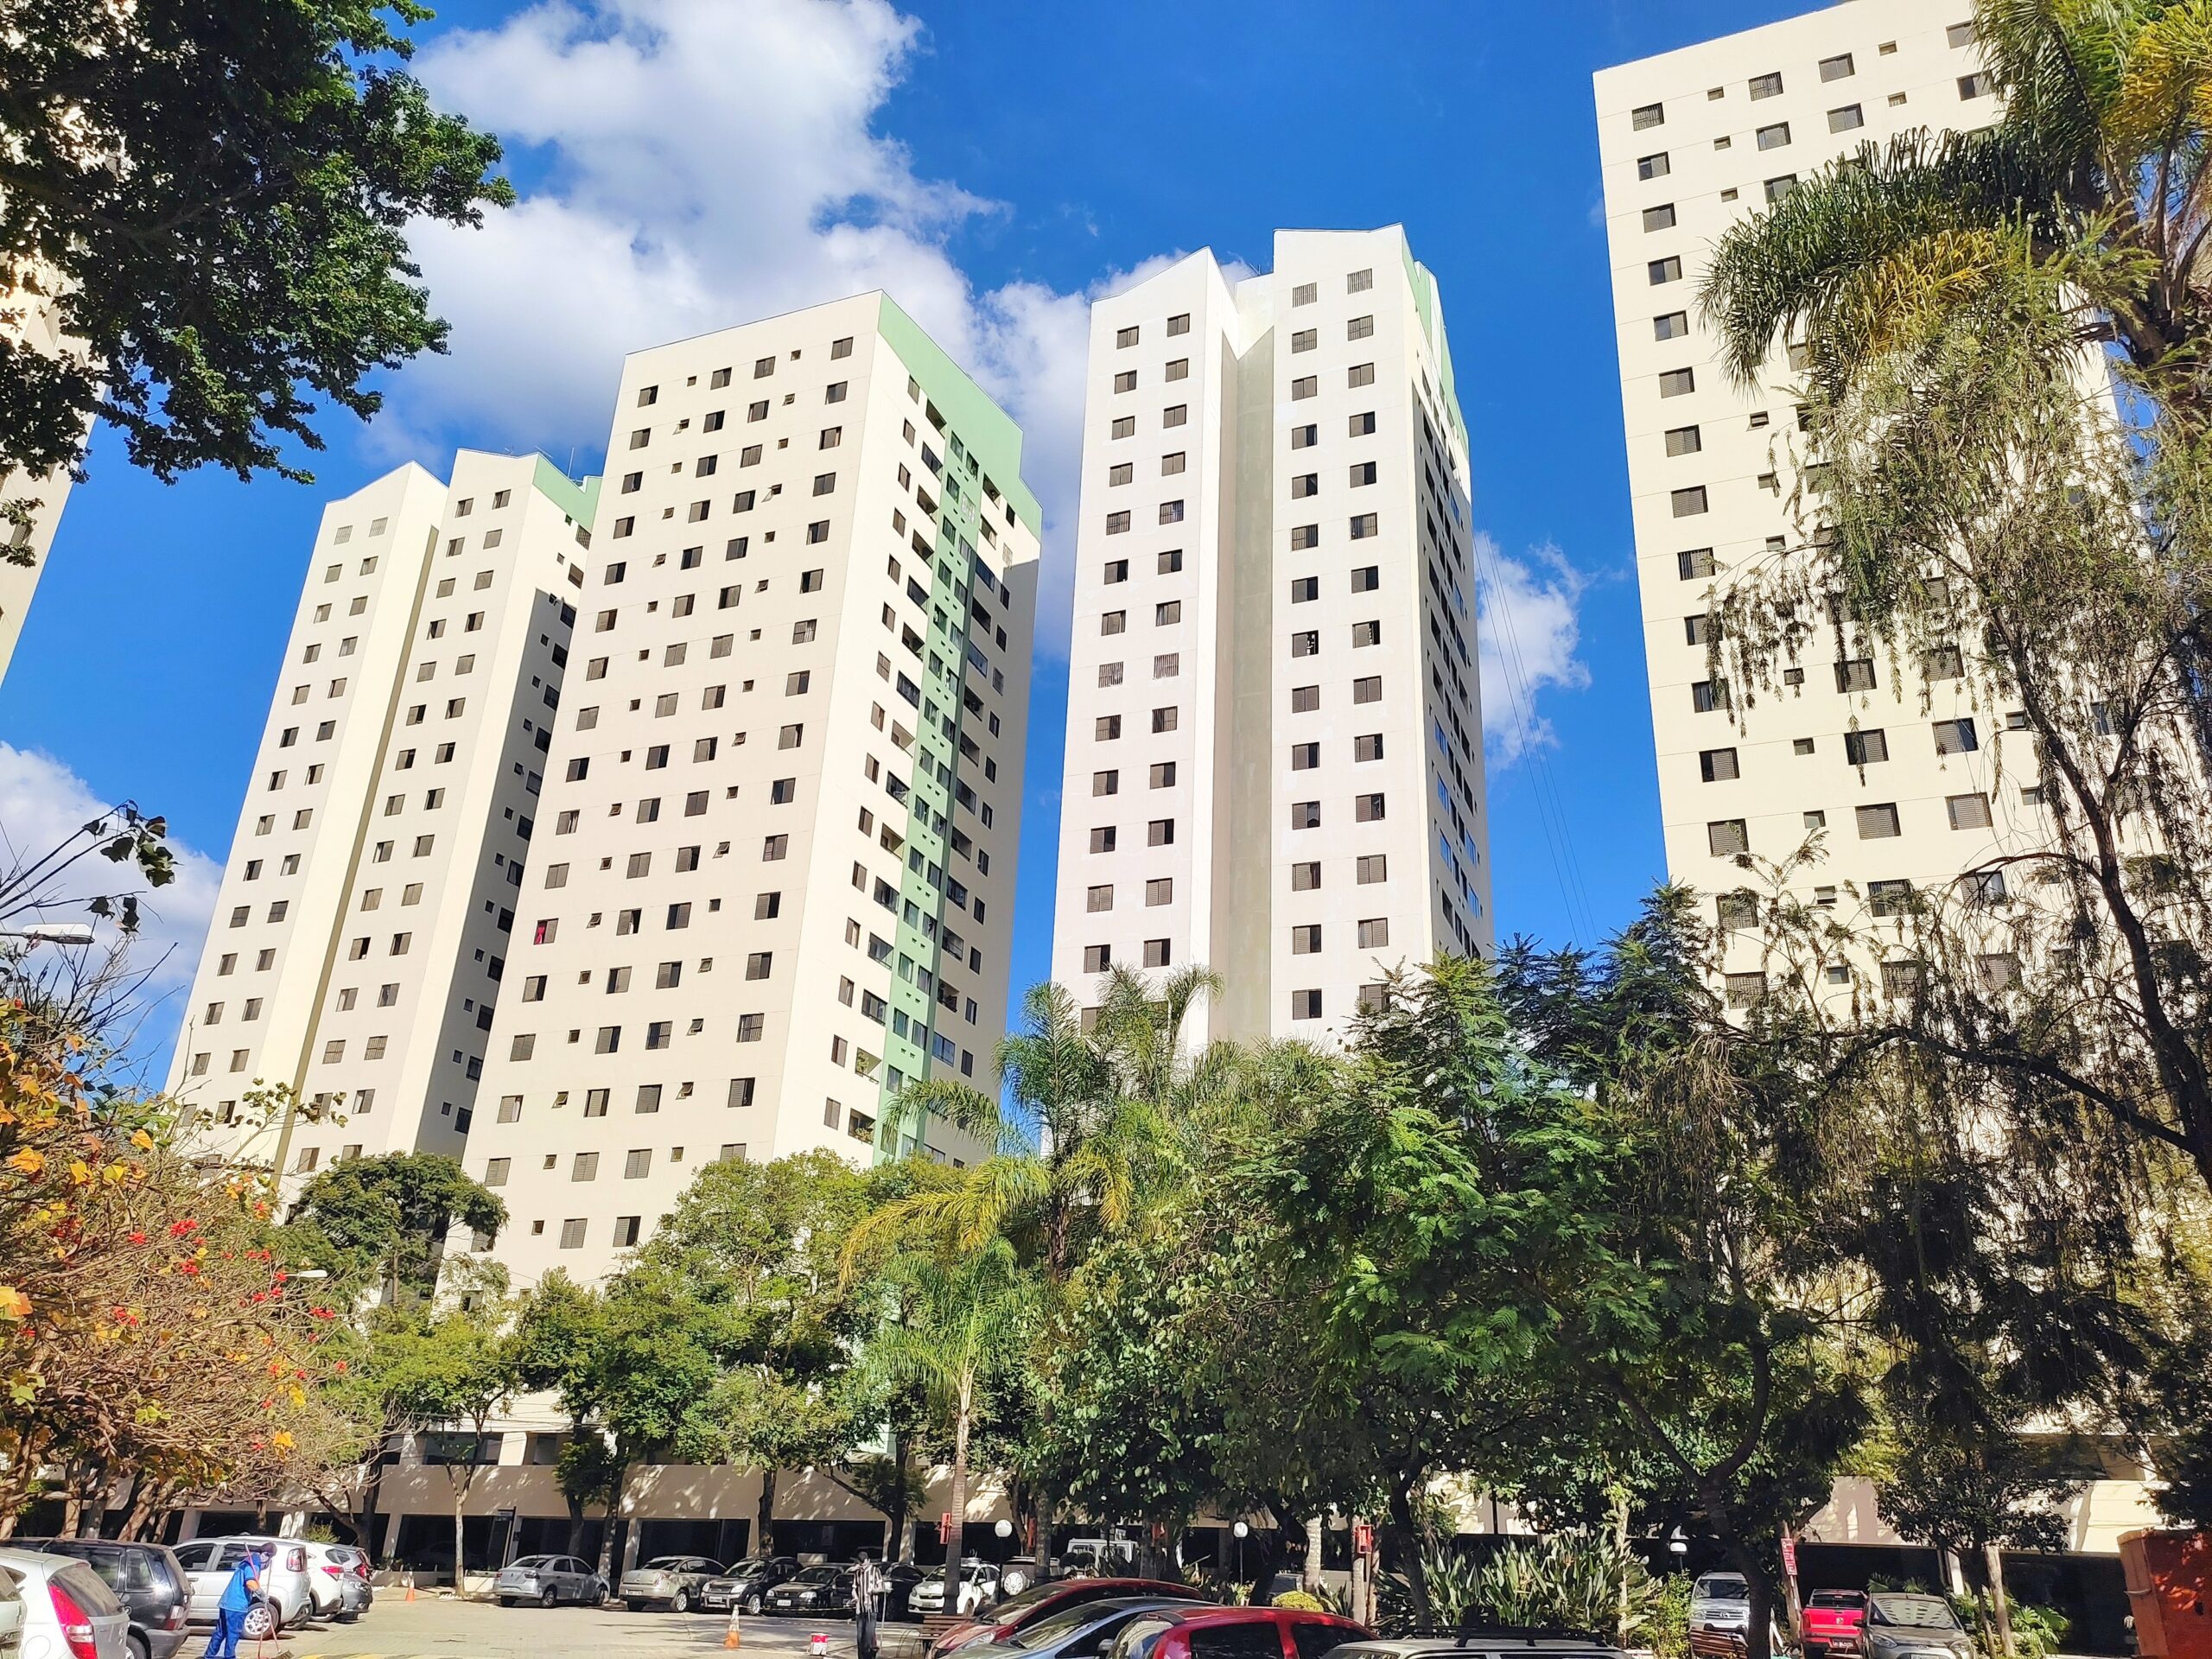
[0, 0, 1799, 1064]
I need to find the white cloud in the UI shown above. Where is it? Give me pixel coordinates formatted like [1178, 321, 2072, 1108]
[0, 744, 222, 1067]
[1474, 536, 1592, 766]
[392, 0, 1112, 652]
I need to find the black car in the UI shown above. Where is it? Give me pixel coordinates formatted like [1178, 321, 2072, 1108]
[702, 1556, 804, 1614]
[10, 1539, 193, 1659]
[763, 1565, 856, 1618]
[851, 1560, 929, 1623]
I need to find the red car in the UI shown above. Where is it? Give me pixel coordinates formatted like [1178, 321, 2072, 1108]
[931, 1579, 1204, 1658]
[1802, 1590, 1870, 1658]
[1105, 1605, 1373, 1659]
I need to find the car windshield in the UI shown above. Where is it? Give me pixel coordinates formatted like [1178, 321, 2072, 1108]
[995, 1583, 1077, 1619]
[1016, 1605, 1132, 1648]
[725, 1560, 769, 1576]
[793, 1567, 842, 1586]
[641, 1559, 690, 1571]
[1700, 1580, 1751, 1602]
[511, 1557, 554, 1570]
[1810, 1594, 1864, 1609]
[1872, 1597, 1960, 1630]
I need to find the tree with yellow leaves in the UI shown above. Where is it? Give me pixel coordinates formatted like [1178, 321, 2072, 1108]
[0, 988, 345, 1532]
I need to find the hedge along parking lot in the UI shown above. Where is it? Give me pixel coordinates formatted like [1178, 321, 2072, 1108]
[286, 1592, 866, 1659]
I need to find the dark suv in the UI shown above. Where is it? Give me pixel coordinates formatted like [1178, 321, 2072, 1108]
[10, 1539, 192, 1659]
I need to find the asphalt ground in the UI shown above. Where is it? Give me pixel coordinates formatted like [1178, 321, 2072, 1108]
[257, 1591, 893, 1659]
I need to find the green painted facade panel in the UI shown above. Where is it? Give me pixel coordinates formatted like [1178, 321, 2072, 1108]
[866, 310, 1020, 1161]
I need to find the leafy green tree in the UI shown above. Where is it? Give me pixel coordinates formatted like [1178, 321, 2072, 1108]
[1870, 1390, 2079, 1653]
[378, 1287, 519, 1583]
[1696, 0, 2212, 1211]
[862, 971, 1208, 1565]
[0, 0, 511, 496]
[282, 1151, 505, 1304]
[511, 1153, 881, 1569]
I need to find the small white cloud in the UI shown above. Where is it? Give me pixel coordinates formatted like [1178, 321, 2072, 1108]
[1474, 536, 1592, 766]
[0, 743, 222, 1069]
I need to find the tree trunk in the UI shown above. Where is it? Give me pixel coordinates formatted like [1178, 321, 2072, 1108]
[1982, 1542, 2017, 1659]
[1386, 1475, 1432, 1629]
[1744, 1565, 1777, 1659]
[564, 1489, 587, 1560]
[1033, 1477, 1056, 1583]
[756, 1467, 778, 1559]
[452, 1473, 468, 1592]
[357, 1440, 391, 1561]
[1614, 1490, 1634, 1649]
[60, 1485, 82, 1538]
[1304, 1515, 1325, 1592]
[942, 1381, 973, 1615]
[888, 1424, 912, 1565]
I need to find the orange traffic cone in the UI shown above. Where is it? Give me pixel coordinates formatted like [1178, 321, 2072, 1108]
[724, 1608, 742, 1651]
[404, 1573, 416, 1604]
[810, 1634, 830, 1657]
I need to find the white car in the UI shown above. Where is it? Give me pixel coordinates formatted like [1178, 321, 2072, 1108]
[0, 1548, 130, 1659]
[912, 1565, 1000, 1618]
[171, 1540, 312, 1641]
[0, 1564, 25, 1659]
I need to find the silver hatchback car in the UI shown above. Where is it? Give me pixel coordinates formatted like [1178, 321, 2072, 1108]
[493, 1555, 606, 1609]
[0, 1547, 131, 1659]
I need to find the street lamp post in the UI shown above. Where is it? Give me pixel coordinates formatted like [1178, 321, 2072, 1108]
[1232, 1520, 1249, 1589]
[0, 924, 95, 946]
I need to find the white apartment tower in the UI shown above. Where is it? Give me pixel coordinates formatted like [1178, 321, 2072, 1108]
[1596, 5, 2035, 984]
[465, 294, 1039, 1287]
[1051, 227, 1491, 1045]
[0, 275, 82, 683]
[168, 453, 596, 1174]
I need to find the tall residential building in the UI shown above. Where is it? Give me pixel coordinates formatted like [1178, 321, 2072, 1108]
[1050, 227, 1491, 1046]
[1596, 4, 2042, 988]
[168, 452, 596, 1175]
[465, 293, 1039, 1288]
[0, 274, 83, 683]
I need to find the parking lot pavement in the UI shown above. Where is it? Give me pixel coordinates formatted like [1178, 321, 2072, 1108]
[278, 1593, 884, 1659]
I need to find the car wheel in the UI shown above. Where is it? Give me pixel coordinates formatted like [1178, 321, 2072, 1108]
[746, 1593, 764, 1616]
[128, 1631, 149, 1659]
[674, 1589, 692, 1614]
[499, 1598, 514, 1609]
[542, 1586, 560, 1609]
[241, 1602, 278, 1643]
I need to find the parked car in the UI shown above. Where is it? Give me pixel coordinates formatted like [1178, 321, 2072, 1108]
[6, 1541, 191, 1659]
[878, 1561, 931, 1622]
[491, 1554, 607, 1609]
[701, 1557, 802, 1615]
[299, 1543, 372, 1623]
[952, 1595, 1214, 1659]
[761, 1565, 856, 1618]
[170, 1539, 313, 1642]
[619, 1556, 723, 1613]
[0, 1562, 29, 1659]
[931, 1578, 1209, 1659]
[1860, 1593, 1972, 1659]
[0, 1547, 131, 1659]
[1689, 1573, 1751, 1639]
[912, 1563, 1001, 1618]
[1803, 1591, 1871, 1659]
[1328, 1632, 1632, 1659]
[1102, 1604, 1370, 1659]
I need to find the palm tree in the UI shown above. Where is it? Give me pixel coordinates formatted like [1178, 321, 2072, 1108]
[857, 1238, 1033, 1614]
[847, 968, 1224, 1567]
[1699, 0, 2212, 417]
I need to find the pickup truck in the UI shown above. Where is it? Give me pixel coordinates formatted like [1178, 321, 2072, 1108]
[1802, 1589, 1870, 1658]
